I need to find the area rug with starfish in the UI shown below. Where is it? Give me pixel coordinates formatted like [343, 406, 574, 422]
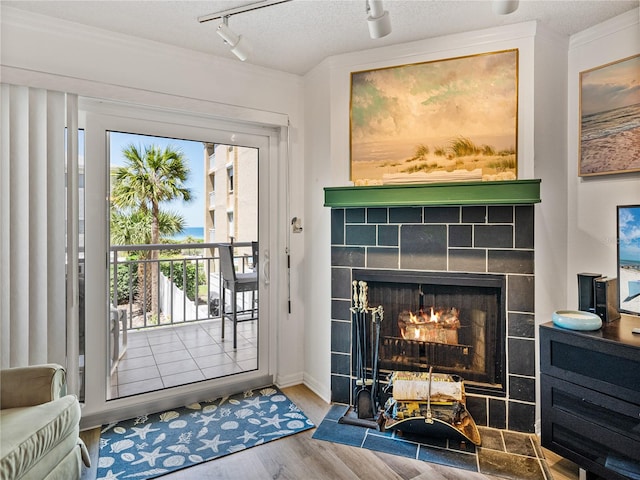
[97, 386, 314, 479]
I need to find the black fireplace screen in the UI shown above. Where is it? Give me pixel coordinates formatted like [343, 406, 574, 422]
[353, 269, 506, 393]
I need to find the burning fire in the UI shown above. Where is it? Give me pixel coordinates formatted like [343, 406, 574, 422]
[407, 307, 460, 325]
[399, 307, 460, 344]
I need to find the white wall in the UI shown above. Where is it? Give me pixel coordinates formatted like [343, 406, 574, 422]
[532, 26, 570, 321]
[532, 25, 570, 434]
[566, 9, 640, 308]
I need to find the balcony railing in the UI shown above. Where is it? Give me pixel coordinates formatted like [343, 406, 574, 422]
[110, 242, 255, 330]
[209, 190, 215, 208]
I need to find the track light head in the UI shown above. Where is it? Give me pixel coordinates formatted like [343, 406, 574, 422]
[229, 37, 251, 62]
[492, 0, 519, 15]
[217, 17, 252, 61]
[366, 0, 391, 39]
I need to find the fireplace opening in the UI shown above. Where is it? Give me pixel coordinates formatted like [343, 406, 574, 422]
[353, 269, 506, 396]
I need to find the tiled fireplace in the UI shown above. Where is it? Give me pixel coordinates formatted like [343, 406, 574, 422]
[329, 201, 537, 433]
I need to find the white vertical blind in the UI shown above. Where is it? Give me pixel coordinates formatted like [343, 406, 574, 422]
[8, 85, 29, 367]
[66, 94, 80, 394]
[0, 84, 79, 393]
[48, 92, 68, 367]
[29, 88, 48, 363]
[0, 86, 11, 368]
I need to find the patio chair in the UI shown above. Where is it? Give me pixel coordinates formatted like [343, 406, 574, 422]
[219, 243, 258, 349]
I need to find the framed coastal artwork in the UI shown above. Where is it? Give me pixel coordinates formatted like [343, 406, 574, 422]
[350, 49, 518, 186]
[579, 54, 640, 177]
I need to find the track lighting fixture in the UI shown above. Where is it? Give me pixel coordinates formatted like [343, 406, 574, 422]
[492, 0, 519, 15]
[216, 16, 251, 61]
[199, 0, 291, 62]
[366, 0, 392, 39]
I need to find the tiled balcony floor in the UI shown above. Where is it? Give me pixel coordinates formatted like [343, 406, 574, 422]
[110, 317, 258, 398]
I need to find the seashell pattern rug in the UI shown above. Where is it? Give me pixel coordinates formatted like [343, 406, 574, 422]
[97, 386, 314, 479]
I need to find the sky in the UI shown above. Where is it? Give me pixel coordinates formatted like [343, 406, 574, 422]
[619, 205, 640, 263]
[109, 131, 205, 228]
[581, 55, 640, 116]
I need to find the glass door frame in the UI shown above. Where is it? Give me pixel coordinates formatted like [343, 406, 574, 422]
[80, 98, 286, 425]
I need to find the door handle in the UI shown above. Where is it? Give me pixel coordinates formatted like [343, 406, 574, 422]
[263, 250, 270, 286]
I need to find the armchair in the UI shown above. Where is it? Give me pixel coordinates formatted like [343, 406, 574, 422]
[0, 364, 89, 480]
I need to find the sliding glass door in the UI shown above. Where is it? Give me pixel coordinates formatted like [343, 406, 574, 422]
[81, 100, 282, 422]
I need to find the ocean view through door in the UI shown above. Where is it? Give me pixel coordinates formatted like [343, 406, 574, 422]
[107, 132, 260, 400]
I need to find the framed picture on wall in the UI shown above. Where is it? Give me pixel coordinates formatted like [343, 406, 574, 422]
[349, 49, 518, 186]
[579, 54, 640, 177]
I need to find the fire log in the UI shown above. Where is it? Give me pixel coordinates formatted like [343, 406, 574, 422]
[398, 308, 460, 345]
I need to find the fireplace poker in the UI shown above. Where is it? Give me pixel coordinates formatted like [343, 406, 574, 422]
[370, 304, 383, 413]
[360, 280, 369, 388]
[359, 281, 366, 387]
[356, 281, 375, 419]
[350, 281, 363, 408]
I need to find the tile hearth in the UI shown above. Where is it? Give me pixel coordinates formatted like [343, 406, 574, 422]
[313, 405, 553, 480]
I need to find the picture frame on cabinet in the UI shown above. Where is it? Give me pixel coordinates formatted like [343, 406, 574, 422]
[349, 49, 518, 186]
[579, 54, 640, 177]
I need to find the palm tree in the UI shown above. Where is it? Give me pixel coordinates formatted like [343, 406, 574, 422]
[112, 143, 192, 318]
[111, 209, 187, 250]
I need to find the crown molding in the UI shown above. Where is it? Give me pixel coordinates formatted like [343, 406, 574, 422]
[570, 7, 639, 49]
[312, 20, 537, 76]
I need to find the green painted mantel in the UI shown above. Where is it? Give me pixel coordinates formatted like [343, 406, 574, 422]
[324, 179, 541, 208]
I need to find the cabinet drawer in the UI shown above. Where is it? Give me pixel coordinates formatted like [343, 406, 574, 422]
[543, 422, 634, 480]
[540, 326, 640, 404]
[541, 374, 640, 458]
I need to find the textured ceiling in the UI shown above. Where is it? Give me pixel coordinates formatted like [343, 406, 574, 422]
[3, 0, 638, 75]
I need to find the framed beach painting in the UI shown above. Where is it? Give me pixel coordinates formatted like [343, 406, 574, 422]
[350, 49, 518, 186]
[579, 54, 640, 177]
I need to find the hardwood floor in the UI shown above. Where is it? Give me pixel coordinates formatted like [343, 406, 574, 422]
[80, 384, 580, 480]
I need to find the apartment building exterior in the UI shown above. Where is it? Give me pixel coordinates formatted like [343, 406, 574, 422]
[204, 143, 258, 249]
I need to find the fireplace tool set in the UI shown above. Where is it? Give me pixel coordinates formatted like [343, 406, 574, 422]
[339, 280, 384, 429]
